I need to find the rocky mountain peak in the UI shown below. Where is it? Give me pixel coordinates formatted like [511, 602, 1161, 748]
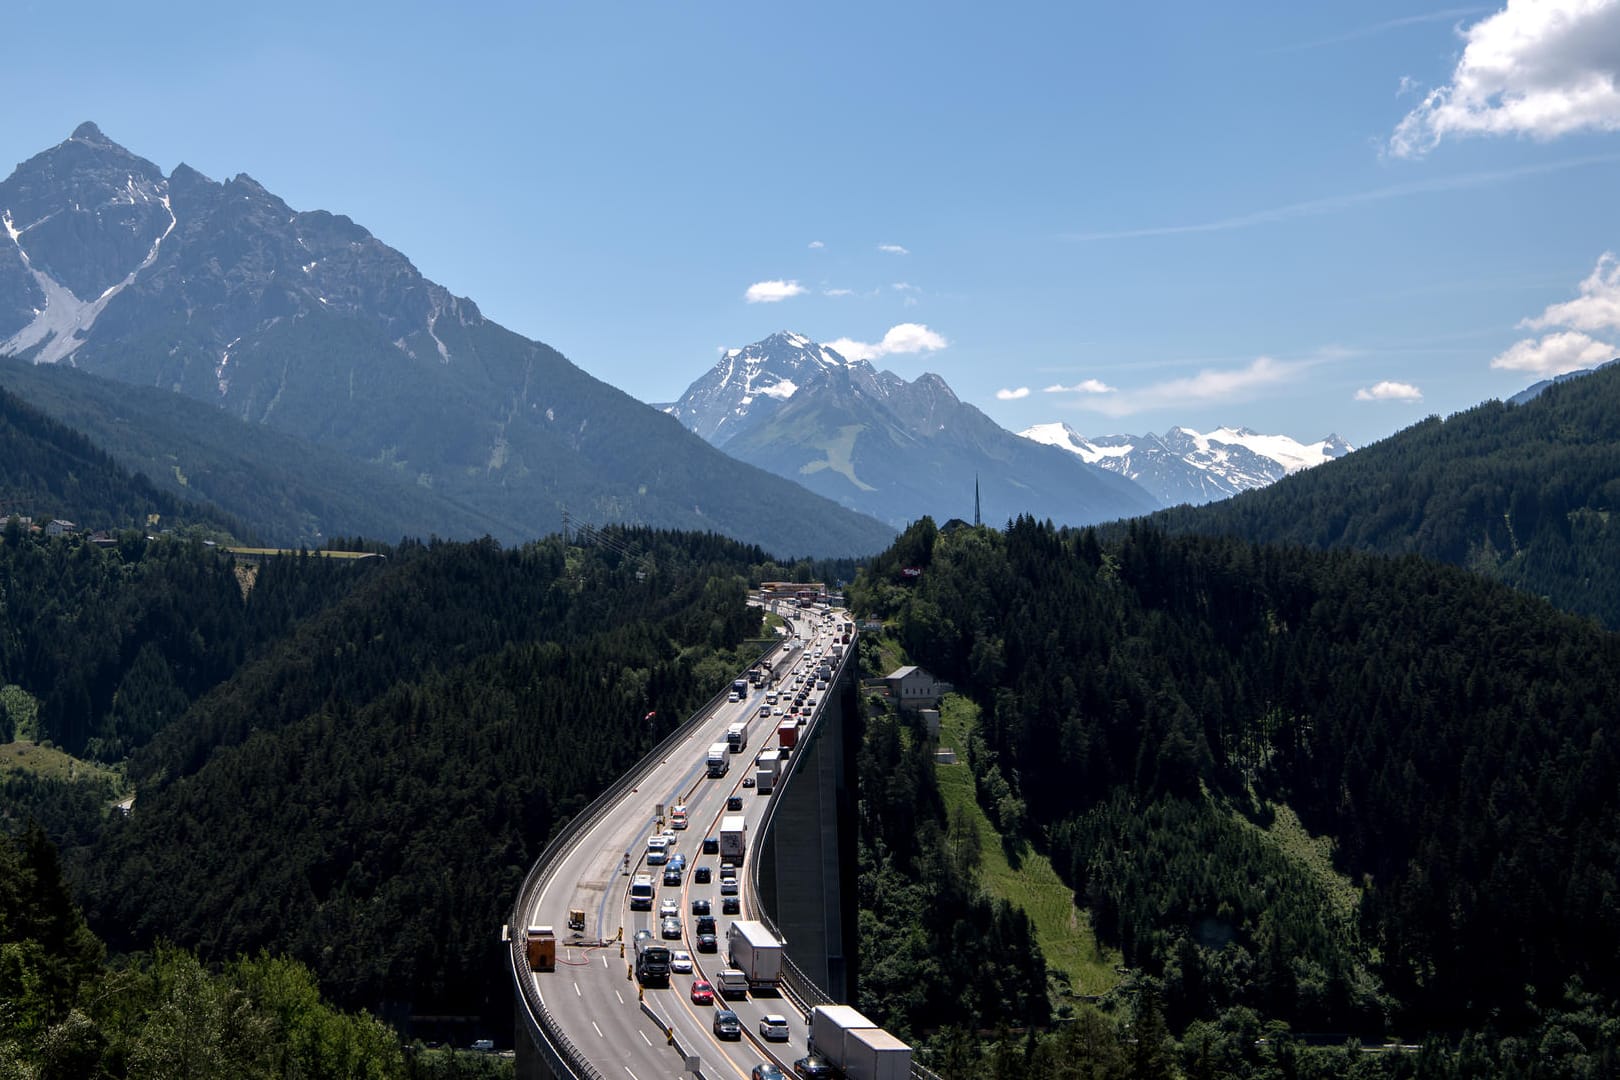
[70, 121, 114, 146]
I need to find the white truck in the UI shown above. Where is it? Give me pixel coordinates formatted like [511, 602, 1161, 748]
[707, 742, 730, 778]
[726, 919, 783, 988]
[719, 814, 747, 862]
[727, 716, 750, 752]
[808, 1006, 912, 1080]
[754, 749, 784, 794]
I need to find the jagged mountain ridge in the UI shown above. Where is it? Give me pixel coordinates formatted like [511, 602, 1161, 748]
[664, 332, 1160, 528]
[0, 124, 896, 557]
[1022, 421, 1352, 506]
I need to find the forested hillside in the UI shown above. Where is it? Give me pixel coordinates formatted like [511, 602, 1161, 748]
[1138, 362, 1620, 627]
[64, 529, 776, 1035]
[850, 518, 1620, 1071]
[0, 381, 238, 538]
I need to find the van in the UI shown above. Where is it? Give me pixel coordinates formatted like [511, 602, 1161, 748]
[646, 836, 670, 865]
[716, 968, 750, 998]
[629, 874, 655, 910]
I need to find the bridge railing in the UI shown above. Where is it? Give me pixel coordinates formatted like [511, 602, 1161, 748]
[508, 622, 793, 1078]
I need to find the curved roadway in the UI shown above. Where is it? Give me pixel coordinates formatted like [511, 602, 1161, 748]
[518, 605, 852, 1079]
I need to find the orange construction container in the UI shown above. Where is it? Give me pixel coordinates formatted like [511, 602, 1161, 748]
[526, 926, 556, 972]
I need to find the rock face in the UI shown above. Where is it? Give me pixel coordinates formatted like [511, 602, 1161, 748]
[0, 125, 896, 557]
[665, 332, 1160, 528]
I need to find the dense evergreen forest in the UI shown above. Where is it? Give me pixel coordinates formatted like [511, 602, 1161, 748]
[0, 523, 825, 1050]
[849, 518, 1620, 1076]
[1136, 362, 1620, 628]
[0, 382, 239, 540]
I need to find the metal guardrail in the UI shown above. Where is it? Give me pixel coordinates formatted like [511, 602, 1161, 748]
[508, 625, 792, 1077]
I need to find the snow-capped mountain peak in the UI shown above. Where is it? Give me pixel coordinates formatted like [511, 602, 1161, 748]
[663, 330, 864, 445]
[1021, 422, 1353, 506]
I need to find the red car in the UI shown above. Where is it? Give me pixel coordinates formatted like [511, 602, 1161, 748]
[689, 979, 715, 1005]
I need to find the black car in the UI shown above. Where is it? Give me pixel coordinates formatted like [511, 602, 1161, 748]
[793, 1055, 834, 1079]
[661, 916, 682, 939]
[696, 915, 717, 935]
[696, 931, 718, 953]
[727, 795, 744, 811]
[694, 865, 712, 883]
[703, 837, 720, 855]
[663, 867, 682, 886]
[713, 1009, 741, 1040]
[722, 895, 740, 915]
[742, 776, 756, 788]
[691, 897, 711, 915]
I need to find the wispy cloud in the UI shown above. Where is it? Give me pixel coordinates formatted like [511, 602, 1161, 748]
[1043, 379, 1116, 394]
[1065, 154, 1620, 241]
[877, 243, 910, 255]
[826, 323, 948, 362]
[1391, 0, 1620, 157]
[892, 282, 918, 292]
[808, 240, 825, 249]
[823, 287, 854, 297]
[1271, 7, 1486, 53]
[1354, 380, 1424, 401]
[744, 279, 806, 303]
[1062, 356, 1307, 417]
[996, 386, 1031, 400]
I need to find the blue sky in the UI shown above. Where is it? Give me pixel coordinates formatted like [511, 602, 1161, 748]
[6, 0, 1620, 448]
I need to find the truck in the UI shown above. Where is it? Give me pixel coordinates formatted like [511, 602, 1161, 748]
[726, 920, 783, 988]
[842, 1028, 912, 1080]
[634, 934, 672, 986]
[726, 717, 749, 752]
[754, 764, 775, 794]
[808, 1005, 877, 1069]
[731, 678, 748, 700]
[629, 874, 655, 910]
[777, 720, 798, 751]
[715, 967, 749, 999]
[720, 814, 747, 862]
[525, 926, 556, 972]
[707, 742, 730, 777]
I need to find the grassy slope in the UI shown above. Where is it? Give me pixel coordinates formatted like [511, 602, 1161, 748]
[934, 694, 1121, 999]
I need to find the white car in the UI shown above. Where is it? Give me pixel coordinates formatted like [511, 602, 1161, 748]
[759, 1014, 790, 1041]
[670, 949, 693, 974]
[659, 898, 680, 918]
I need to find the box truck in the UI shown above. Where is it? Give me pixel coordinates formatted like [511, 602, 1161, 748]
[843, 1027, 912, 1080]
[726, 920, 783, 988]
[707, 742, 730, 777]
[720, 815, 747, 862]
[808, 1005, 875, 1068]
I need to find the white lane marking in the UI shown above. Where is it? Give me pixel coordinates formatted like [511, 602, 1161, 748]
[592, 1021, 604, 1038]
[625, 1069, 641, 1080]
[616, 990, 625, 1004]
[639, 1030, 652, 1046]
[574, 982, 582, 997]
[602, 956, 609, 969]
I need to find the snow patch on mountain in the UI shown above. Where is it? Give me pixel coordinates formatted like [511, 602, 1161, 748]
[1022, 421, 1352, 506]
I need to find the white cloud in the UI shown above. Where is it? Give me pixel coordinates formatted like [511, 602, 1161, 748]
[744, 279, 807, 304]
[823, 287, 854, 297]
[1490, 330, 1619, 374]
[1066, 356, 1304, 417]
[1519, 251, 1620, 332]
[1355, 380, 1425, 401]
[808, 240, 825, 249]
[877, 243, 910, 255]
[1398, 74, 1422, 98]
[1043, 379, 1117, 394]
[996, 386, 1031, 400]
[825, 322, 948, 362]
[1390, 0, 1620, 157]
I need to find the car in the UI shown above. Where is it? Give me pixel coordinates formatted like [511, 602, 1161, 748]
[660, 916, 682, 939]
[663, 867, 682, 886]
[670, 949, 693, 974]
[793, 1054, 835, 1079]
[720, 879, 739, 896]
[633, 929, 652, 945]
[659, 898, 680, 918]
[657, 831, 678, 847]
[690, 979, 714, 1005]
[742, 776, 756, 788]
[668, 853, 687, 872]
[759, 1014, 790, 1041]
[713, 1009, 742, 1040]
[471, 1039, 495, 1052]
[727, 795, 744, 811]
[694, 865, 712, 883]
[703, 837, 720, 854]
[691, 897, 711, 915]
[696, 915, 716, 935]
[722, 895, 740, 914]
[752, 1066, 786, 1080]
[696, 931, 718, 953]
